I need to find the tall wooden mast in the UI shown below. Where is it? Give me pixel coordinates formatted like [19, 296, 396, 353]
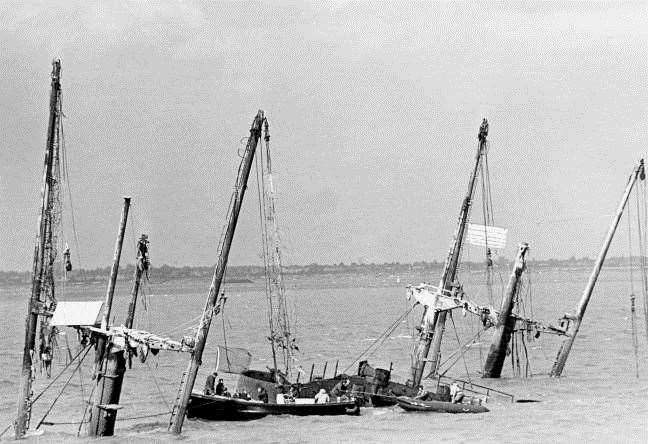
[550, 159, 645, 377]
[87, 197, 131, 437]
[410, 119, 489, 387]
[483, 242, 529, 377]
[169, 110, 265, 434]
[15, 59, 63, 439]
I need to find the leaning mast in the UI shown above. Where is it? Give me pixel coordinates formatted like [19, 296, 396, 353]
[169, 110, 266, 434]
[550, 159, 645, 377]
[410, 119, 489, 386]
[15, 59, 63, 439]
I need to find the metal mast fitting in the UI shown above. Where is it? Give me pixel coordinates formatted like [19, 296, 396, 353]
[550, 159, 645, 377]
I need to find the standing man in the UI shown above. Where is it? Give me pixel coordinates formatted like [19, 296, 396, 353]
[204, 371, 218, 395]
[257, 387, 269, 403]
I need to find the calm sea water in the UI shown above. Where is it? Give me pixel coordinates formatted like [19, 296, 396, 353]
[1, 266, 647, 443]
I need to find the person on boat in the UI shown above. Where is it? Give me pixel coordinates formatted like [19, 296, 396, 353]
[41, 345, 52, 378]
[222, 387, 231, 397]
[204, 371, 218, 395]
[236, 390, 251, 400]
[257, 387, 269, 403]
[215, 378, 225, 395]
[450, 381, 464, 404]
[314, 388, 330, 404]
[331, 378, 351, 400]
[415, 385, 432, 401]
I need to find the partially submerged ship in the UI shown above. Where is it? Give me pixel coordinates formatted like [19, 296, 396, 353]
[176, 112, 359, 422]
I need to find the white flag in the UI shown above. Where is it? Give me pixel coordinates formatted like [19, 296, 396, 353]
[466, 224, 507, 249]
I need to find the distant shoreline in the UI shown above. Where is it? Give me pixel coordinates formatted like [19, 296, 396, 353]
[0, 256, 640, 287]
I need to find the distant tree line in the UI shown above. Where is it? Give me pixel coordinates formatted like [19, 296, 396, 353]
[0, 255, 641, 287]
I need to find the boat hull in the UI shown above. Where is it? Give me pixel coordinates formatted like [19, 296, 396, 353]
[187, 393, 360, 421]
[396, 396, 489, 414]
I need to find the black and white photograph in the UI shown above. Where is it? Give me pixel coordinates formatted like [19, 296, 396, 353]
[0, 1, 646, 442]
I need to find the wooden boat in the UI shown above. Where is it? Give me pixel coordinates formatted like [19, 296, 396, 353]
[187, 394, 359, 421]
[396, 396, 489, 414]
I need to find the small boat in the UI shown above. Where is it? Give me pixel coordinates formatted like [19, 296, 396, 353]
[187, 393, 360, 421]
[396, 396, 489, 414]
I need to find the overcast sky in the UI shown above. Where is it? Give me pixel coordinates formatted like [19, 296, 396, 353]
[1, 1, 647, 271]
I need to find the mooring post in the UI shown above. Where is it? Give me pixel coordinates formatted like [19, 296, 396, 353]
[88, 197, 130, 437]
[483, 243, 529, 378]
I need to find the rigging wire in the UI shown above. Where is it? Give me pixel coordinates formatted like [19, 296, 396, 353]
[636, 185, 648, 343]
[343, 304, 416, 374]
[58, 107, 83, 272]
[144, 361, 171, 411]
[254, 138, 277, 371]
[35, 345, 92, 429]
[448, 311, 472, 384]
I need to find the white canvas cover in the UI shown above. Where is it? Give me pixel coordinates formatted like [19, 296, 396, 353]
[51, 301, 104, 326]
[466, 224, 507, 249]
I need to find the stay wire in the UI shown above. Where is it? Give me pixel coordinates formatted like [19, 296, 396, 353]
[59, 107, 83, 271]
[449, 311, 472, 384]
[32, 345, 90, 405]
[342, 304, 416, 374]
[144, 361, 171, 412]
[36, 345, 92, 429]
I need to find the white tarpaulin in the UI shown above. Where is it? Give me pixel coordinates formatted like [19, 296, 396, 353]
[51, 301, 104, 326]
[466, 224, 507, 249]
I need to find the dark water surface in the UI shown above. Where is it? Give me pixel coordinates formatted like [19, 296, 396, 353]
[1, 267, 647, 442]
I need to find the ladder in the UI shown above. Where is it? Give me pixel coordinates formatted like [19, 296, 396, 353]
[168, 371, 188, 429]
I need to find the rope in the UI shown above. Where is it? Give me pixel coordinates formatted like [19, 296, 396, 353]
[31, 345, 89, 405]
[58, 102, 84, 275]
[342, 304, 416, 374]
[77, 378, 96, 437]
[255, 141, 277, 370]
[448, 312, 471, 384]
[43, 411, 170, 427]
[635, 187, 648, 343]
[0, 423, 11, 438]
[631, 294, 640, 378]
[436, 327, 485, 378]
[36, 345, 92, 429]
[144, 361, 171, 411]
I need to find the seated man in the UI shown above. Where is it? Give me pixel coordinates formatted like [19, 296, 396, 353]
[331, 378, 351, 400]
[204, 371, 218, 395]
[450, 381, 464, 404]
[314, 388, 330, 404]
[215, 378, 225, 395]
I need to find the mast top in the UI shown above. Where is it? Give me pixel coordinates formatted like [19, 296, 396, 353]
[51, 59, 61, 81]
[478, 118, 488, 141]
[639, 158, 645, 180]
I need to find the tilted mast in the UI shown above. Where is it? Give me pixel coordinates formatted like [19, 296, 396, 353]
[169, 110, 266, 434]
[550, 159, 645, 377]
[15, 59, 63, 439]
[483, 242, 530, 377]
[410, 119, 489, 387]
